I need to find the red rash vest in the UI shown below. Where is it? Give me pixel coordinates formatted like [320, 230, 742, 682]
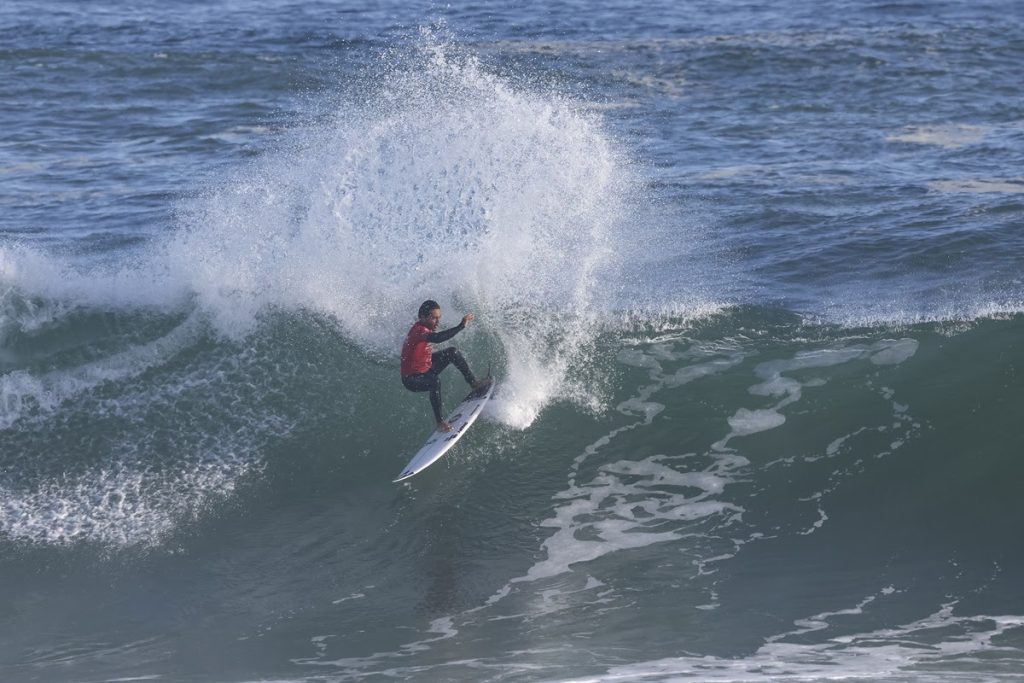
[400, 319, 466, 377]
[400, 322, 434, 377]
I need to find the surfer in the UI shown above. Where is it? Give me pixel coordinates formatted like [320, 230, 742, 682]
[401, 300, 489, 432]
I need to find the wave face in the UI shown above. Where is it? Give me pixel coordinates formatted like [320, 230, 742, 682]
[2, 3, 1024, 683]
[0, 35, 647, 547]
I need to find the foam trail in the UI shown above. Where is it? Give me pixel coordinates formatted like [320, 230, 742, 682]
[0, 451, 258, 547]
[0, 334, 295, 548]
[574, 600, 1024, 682]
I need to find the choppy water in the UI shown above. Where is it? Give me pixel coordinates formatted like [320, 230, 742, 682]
[1, 1, 1023, 681]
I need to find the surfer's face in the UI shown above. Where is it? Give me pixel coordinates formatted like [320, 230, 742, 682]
[422, 308, 442, 330]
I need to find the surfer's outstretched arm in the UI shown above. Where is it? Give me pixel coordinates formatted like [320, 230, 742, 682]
[424, 314, 474, 343]
[424, 321, 465, 344]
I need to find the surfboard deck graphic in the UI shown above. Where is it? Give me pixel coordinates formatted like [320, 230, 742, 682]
[393, 378, 496, 482]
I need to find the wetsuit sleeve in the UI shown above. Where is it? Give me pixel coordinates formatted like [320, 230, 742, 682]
[425, 322, 464, 343]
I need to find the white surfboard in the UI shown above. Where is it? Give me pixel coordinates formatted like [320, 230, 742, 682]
[394, 378, 496, 482]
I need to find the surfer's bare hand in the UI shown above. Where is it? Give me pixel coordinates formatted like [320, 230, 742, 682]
[461, 313, 474, 326]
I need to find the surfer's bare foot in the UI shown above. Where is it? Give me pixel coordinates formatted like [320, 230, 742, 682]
[471, 378, 490, 390]
[437, 420, 453, 432]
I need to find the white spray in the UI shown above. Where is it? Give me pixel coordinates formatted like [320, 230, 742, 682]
[167, 33, 631, 427]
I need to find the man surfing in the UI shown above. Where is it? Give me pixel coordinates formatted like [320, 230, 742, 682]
[400, 300, 490, 432]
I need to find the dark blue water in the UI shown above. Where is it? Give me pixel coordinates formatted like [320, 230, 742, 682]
[1, 1, 1023, 681]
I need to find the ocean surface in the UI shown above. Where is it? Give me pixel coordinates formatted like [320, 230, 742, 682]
[1, 1, 1023, 681]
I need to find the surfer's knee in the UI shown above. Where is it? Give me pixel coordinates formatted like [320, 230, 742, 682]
[436, 346, 463, 365]
[402, 374, 437, 393]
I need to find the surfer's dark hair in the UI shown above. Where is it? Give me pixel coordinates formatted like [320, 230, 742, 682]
[418, 300, 440, 318]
